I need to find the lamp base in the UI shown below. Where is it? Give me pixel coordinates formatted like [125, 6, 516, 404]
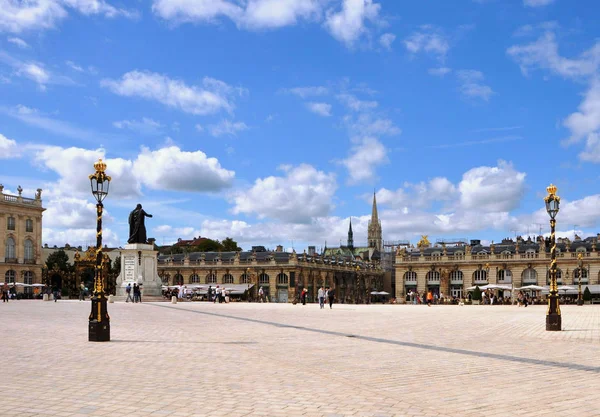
[89, 295, 110, 342]
[577, 299, 584, 306]
[546, 313, 561, 331]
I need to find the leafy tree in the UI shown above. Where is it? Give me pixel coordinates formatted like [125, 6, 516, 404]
[472, 286, 482, 301]
[45, 250, 72, 272]
[196, 239, 222, 252]
[111, 256, 121, 275]
[221, 237, 241, 252]
[583, 286, 592, 301]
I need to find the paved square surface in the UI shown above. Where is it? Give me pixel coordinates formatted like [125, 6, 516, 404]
[2, 300, 600, 417]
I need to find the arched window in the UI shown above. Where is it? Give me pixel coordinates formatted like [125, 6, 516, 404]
[24, 239, 34, 262]
[576, 247, 586, 253]
[206, 273, 217, 284]
[473, 269, 487, 282]
[5, 270, 16, 283]
[277, 273, 288, 285]
[450, 270, 463, 282]
[498, 269, 512, 282]
[25, 219, 33, 233]
[259, 273, 269, 285]
[404, 271, 417, 282]
[241, 273, 251, 284]
[190, 274, 200, 283]
[426, 271, 440, 283]
[173, 274, 183, 285]
[522, 268, 537, 283]
[223, 274, 234, 284]
[5, 237, 15, 260]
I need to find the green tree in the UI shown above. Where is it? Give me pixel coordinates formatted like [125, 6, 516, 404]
[583, 286, 592, 301]
[472, 286, 482, 301]
[221, 237, 241, 252]
[45, 249, 72, 272]
[196, 239, 222, 252]
[111, 256, 121, 275]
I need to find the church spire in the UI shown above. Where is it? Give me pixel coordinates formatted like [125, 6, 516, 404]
[368, 190, 382, 251]
[347, 217, 354, 249]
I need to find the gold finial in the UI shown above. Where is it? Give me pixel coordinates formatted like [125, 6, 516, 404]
[94, 158, 107, 173]
[577, 253, 583, 260]
[546, 183, 557, 196]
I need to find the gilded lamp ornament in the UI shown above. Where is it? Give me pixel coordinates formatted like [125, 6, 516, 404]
[544, 183, 561, 331]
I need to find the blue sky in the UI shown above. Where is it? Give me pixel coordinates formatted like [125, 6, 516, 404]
[1, 0, 600, 251]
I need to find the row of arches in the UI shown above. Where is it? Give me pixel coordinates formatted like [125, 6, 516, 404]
[403, 267, 590, 285]
[161, 272, 290, 286]
[4, 237, 35, 261]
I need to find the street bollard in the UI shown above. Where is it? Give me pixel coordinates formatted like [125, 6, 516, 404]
[108, 295, 114, 303]
[171, 296, 177, 304]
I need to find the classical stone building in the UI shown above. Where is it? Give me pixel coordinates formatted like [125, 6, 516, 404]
[395, 234, 600, 302]
[0, 185, 45, 291]
[157, 249, 384, 303]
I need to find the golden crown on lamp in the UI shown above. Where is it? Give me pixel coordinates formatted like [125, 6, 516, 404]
[94, 158, 107, 173]
[546, 183, 557, 196]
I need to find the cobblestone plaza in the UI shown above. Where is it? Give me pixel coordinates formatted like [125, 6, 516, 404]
[2, 301, 600, 417]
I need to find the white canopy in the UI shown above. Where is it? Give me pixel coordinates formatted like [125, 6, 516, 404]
[466, 284, 513, 291]
[514, 285, 545, 291]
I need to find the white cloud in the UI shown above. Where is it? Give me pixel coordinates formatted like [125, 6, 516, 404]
[208, 119, 249, 137]
[524, 0, 555, 7]
[458, 160, 526, 212]
[0, 132, 19, 158]
[31, 144, 234, 199]
[231, 163, 337, 223]
[428, 67, 452, 77]
[283, 86, 329, 98]
[65, 60, 84, 72]
[152, 0, 381, 47]
[404, 26, 450, 61]
[336, 93, 377, 111]
[195, 124, 204, 132]
[341, 136, 388, 184]
[0, 50, 74, 89]
[563, 79, 600, 146]
[101, 71, 246, 116]
[379, 32, 395, 50]
[324, 0, 382, 47]
[0, 0, 136, 34]
[43, 196, 112, 229]
[579, 132, 600, 163]
[134, 146, 235, 192]
[113, 117, 164, 135]
[343, 113, 401, 137]
[43, 227, 120, 248]
[457, 69, 494, 101]
[7, 37, 29, 48]
[18, 62, 50, 87]
[507, 32, 600, 79]
[306, 102, 332, 117]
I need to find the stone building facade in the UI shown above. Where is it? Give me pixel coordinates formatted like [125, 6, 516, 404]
[395, 235, 600, 302]
[0, 185, 45, 290]
[158, 249, 384, 303]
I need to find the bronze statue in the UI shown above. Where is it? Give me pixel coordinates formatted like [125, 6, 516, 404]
[127, 204, 153, 244]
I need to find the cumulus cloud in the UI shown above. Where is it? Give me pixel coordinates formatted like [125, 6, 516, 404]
[0, 0, 136, 33]
[324, 0, 382, 47]
[404, 25, 450, 61]
[379, 32, 395, 50]
[43, 196, 112, 229]
[231, 164, 337, 223]
[0, 132, 20, 158]
[341, 136, 388, 184]
[563, 79, 600, 147]
[101, 71, 247, 116]
[152, 0, 382, 47]
[208, 119, 249, 137]
[31, 144, 235, 198]
[43, 227, 120, 248]
[457, 69, 494, 101]
[306, 102, 332, 117]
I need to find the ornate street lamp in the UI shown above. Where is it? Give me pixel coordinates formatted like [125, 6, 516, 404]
[88, 158, 111, 342]
[577, 253, 584, 306]
[544, 184, 561, 331]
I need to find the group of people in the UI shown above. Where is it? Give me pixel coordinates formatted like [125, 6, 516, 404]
[125, 283, 142, 303]
[407, 290, 437, 306]
[209, 285, 231, 303]
[316, 286, 335, 309]
[1, 283, 13, 302]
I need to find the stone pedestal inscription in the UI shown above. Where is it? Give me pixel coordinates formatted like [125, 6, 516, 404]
[116, 243, 162, 297]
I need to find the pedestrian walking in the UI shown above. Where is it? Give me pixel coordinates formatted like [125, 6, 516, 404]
[79, 282, 86, 301]
[125, 283, 134, 303]
[258, 286, 264, 303]
[318, 286, 325, 309]
[327, 287, 335, 309]
[1, 283, 8, 302]
[301, 288, 307, 305]
[426, 290, 433, 307]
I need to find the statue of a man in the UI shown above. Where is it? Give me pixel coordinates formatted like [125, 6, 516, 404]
[127, 204, 153, 244]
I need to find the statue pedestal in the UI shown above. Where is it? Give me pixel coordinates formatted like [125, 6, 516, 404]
[116, 244, 162, 297]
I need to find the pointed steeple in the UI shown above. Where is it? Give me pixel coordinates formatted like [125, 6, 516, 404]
[347, 217, 354, 249]
[368, 190, 382, 251]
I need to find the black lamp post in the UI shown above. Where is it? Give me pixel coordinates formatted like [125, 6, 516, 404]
[544, 184, 561, 331]
[577, 253, 584, 306]
[88, 158, 111, 342]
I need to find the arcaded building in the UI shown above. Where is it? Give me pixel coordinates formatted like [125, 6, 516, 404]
[394, 234, 600, 302]
[0, 185, 45, 291]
